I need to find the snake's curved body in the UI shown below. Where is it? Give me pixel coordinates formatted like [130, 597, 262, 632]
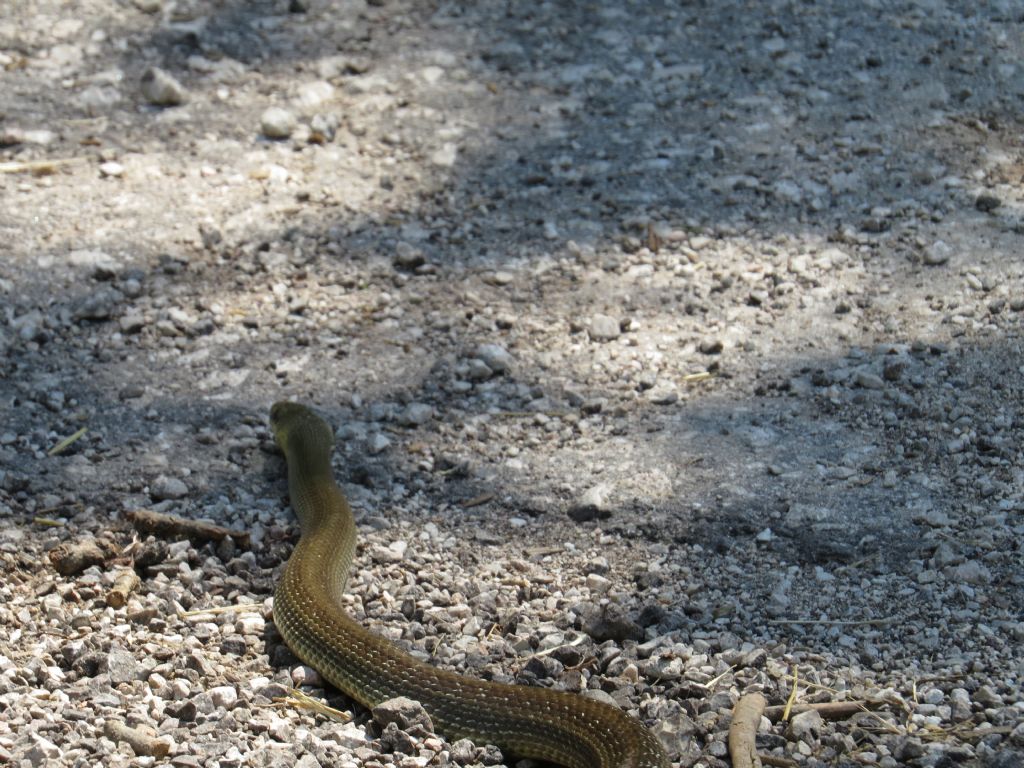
[270, 401, 669, 768]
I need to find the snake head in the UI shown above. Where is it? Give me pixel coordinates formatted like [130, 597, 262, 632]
[269, 401, 335, 455]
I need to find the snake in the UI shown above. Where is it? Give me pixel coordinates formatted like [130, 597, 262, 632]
[269, 401, 670, 768]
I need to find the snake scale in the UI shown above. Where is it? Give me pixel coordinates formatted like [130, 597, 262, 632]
[270, 401, 669, 768]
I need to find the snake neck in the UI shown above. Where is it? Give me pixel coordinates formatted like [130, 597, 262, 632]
[286, 468, 352, 533]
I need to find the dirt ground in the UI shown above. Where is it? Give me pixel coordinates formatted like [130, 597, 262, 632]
[1, 1, 1022, 767]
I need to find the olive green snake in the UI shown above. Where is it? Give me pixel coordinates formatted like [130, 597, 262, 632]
[270, 401, 669, 768]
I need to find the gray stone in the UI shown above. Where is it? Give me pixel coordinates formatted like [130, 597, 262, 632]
[372, 696, 434, 733]
[69, 249, 120, 279]
[1009, 721, 1024, 747]
[151, 476, 189, 501]
[309, 112, 338, 142]
[894, 736, 926, 760]
[393, 242, 425, 269]
[99, 161, 124, 178]
[854, 371, 885, 389]
[119, 314, 145, 334]
[449, 740, 477, 763]
[12, 310, 45, 342]
[107, 648, 140, 684]
[467, 358, 494, 381]
[140, 67, 187, 106]
[699, 337, 724, 354]
[366, 433, 391, 455]
[430, 143, 458, 167]
[208, 686, 238, 709]
[950, 687, 972, 720]
[582, 602, 643, 642]
[400, 403, 433, 426]
[236, 614, 265, 636]
[642, 655, 683, 680]
[24, 734, 61, 766]
[260, 107, 297, 139]
[589, 314, 621, 342]
[651, 712, 699, 757]
[294, 80, 334, 110]
[923, 240, 952, 266]
[72, 288, 122, 321]
[953, 560, 992, 585]
[568, 483, 613, 522]
[475, 343, 513, 374]
[788, 709, 823, 741]
[973, 685, 1003, 707]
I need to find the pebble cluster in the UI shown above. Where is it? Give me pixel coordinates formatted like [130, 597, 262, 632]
[1, 0, 1022, 767]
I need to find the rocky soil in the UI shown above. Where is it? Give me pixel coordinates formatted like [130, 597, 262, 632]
[1, 1, 1023, 767]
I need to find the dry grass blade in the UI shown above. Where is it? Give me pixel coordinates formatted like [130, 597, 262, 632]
[179, 604, 261, 619]
[682, 371, 714, 383]
[274, 688, 351, 722]
[462, 492, 495, 508]
[48, 427, 88, 456]
[768, 617, 895, 627]
[857, 704, 903, 735]
[782, 666, 799, 721]
[529, 634, 587, 659]
[0, 157, 83, 174]
[706, 665, 737, 689]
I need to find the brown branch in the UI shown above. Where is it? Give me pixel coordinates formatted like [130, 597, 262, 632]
[103, 720, 169, 757]
[729, 692, 766, 768]
[126, 508, 250, 549]
[106, 569, 141, 608]
[764, 701, 871, 722]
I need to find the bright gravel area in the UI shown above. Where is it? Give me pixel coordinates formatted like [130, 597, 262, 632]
[1, 1, 1023, 767]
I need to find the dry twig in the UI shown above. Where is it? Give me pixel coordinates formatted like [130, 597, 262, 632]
[106, 569, 141, 608]
[48, 427, 88, 456]
[103, 720, 169, 757]
[274, 688, 351, 722]
[728, 692, 766, 768]
[764, 701, 871, 722]
[0, 157, 83, 175]
[126, 508, 250, 548]
[768, 617, 895, 627]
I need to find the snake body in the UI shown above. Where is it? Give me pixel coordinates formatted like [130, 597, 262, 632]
[270, 401, 669, 768]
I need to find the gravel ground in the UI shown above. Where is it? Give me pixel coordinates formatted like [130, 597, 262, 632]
[2, 1, 1023, 767]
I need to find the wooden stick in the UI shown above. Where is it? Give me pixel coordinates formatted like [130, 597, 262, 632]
[462, 492, 495, 508]
[102, 720, 169, 757]
[273, 688, 351, 722]
[126, 508, 250, 548]
[759, 755, 799, 768]
[764, 701, 870, 722]
[768, 617, 895, 627]
[728, 692, 766, 768]
[106, 569, 141, 608]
